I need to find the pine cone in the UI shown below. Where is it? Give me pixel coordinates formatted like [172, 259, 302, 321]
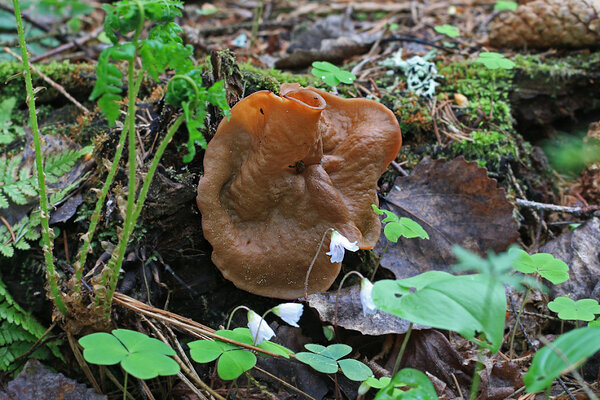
[489, 0, 600, 49]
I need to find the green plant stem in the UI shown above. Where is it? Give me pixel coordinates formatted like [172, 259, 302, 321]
[508, 286, 532, 357]
[13, 0, 67, 315]
[469, 348, 484, 400]
[102, 2, 144, 313]
[370, 241, 389, 281]
[392, 322, 413, 377]
[105, 114, 185, 309]
[226, 305, 251, 330]
[333, 271, 365, 328]
[123, 371, 128, 400]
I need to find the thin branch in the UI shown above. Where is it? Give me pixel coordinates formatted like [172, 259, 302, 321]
[516, 198, 600, 218]
[4, 47, 90, 114]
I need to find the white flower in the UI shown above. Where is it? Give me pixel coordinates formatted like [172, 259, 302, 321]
[272, 303, 303, 327]
[247, 310, 275, 345]
[326, 230, 359, 263]
[360, 278, 377, 316]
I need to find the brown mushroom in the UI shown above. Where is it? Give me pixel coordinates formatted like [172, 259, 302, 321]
[196, 83, 401, 299]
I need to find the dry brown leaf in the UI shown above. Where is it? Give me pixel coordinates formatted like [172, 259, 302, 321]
[541, 218, 600, 300]
[378, 157, 518, 279]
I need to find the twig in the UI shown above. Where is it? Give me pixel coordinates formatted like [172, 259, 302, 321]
[515, 198, 600, 218]
[30, 26, 102, 63]
[4, 47, 90, 114]
[0, 216, 16, 244]
[113, 292, 282, 357]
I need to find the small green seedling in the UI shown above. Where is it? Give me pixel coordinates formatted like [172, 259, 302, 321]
[374, 368, 438, 400]
[475, 52, 515, 70]
[494, 1, 518, 11]
[589, 317, 600, 327]
[524, 326, 600, 394]
[434, 24, 459, 38]
[510, 249, 569, 284]
[371, 205, 429, 241]
[311, 61, 356, 87]
[188, 328, 292, 380]
[295, 344, 372, 381]
[358, 376, 392, 396]
[548, 296, 600, 322]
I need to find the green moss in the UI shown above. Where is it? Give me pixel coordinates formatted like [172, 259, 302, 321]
[240, 63, 310, 93]
[0, 61, 95, 105]
[381, 93, 434, 144]
[451, 130, 518, 169]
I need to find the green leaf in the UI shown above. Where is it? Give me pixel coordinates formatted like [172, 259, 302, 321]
[524, 326, 600, 393]
[79, 332, 128, 365]
[121, 352, 180, 379]
[257, 339, 294, 358]
[494, 1, 518, 11]
[375, 368, 438, 400]
[365, 376, 391, 389]
[311, 61, 339, 72]
[295, 352, 339, 374]
[303, 343, 326, 353]
[320, 344, 352, 360]
[372, 272, 506, 352]
[188, 339, 226, 362]
[338, 359, 372, 381]
[475, 52, 515, 70]
[510, 249, 569, 284]
[548, 296, 600, 322]
[217, 350, 257, 380]
[434, 24, 459, 38]
[79, 329, 180, 379]
[589, 317, 600, 327]
[310, 61, 355, 87]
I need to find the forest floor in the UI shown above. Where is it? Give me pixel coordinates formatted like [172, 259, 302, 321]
[1, 0, 600, 399]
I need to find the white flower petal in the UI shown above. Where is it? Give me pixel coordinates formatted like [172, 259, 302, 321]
[273, 303, 303, 327]
[360, 279, 377, 316]
[326, 230, 359, 263]
[247, 310, 275, 345]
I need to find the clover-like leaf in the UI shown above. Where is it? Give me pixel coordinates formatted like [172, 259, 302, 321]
[295, 351, 339, 374]
[338, 359, 372, 381]
[295, 343, 372, 379]
[372, 204, 429, 242]
[79, 329, 180, 379]
[475, 52, 515, 70]
[372, 272, 506, 353]
[524, 326, 600, 393]
[217, 349, 257, 380]
[510, 249, 569, 284]
[548, 296, 600, 322]
[311, 61, 356, 87]
[434, 24, 459, 38]
[374, 368, 438, 400]
[494, 1, 518, 11]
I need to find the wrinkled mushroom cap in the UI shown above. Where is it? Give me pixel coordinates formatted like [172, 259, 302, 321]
[197, 83, 401, 299]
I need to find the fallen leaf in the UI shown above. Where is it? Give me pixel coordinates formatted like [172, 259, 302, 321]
[307, 285, 429, 335]
[377, 157, 518, 279]
[540, 218, 600, 300]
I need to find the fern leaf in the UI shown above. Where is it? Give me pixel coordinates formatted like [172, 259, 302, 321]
[5, 156, 21, 184]
[0, 192, 8, 209]
[0, 157, 7, 183]
[3, 185, 28, 205]
[0, 243, 14, 258]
